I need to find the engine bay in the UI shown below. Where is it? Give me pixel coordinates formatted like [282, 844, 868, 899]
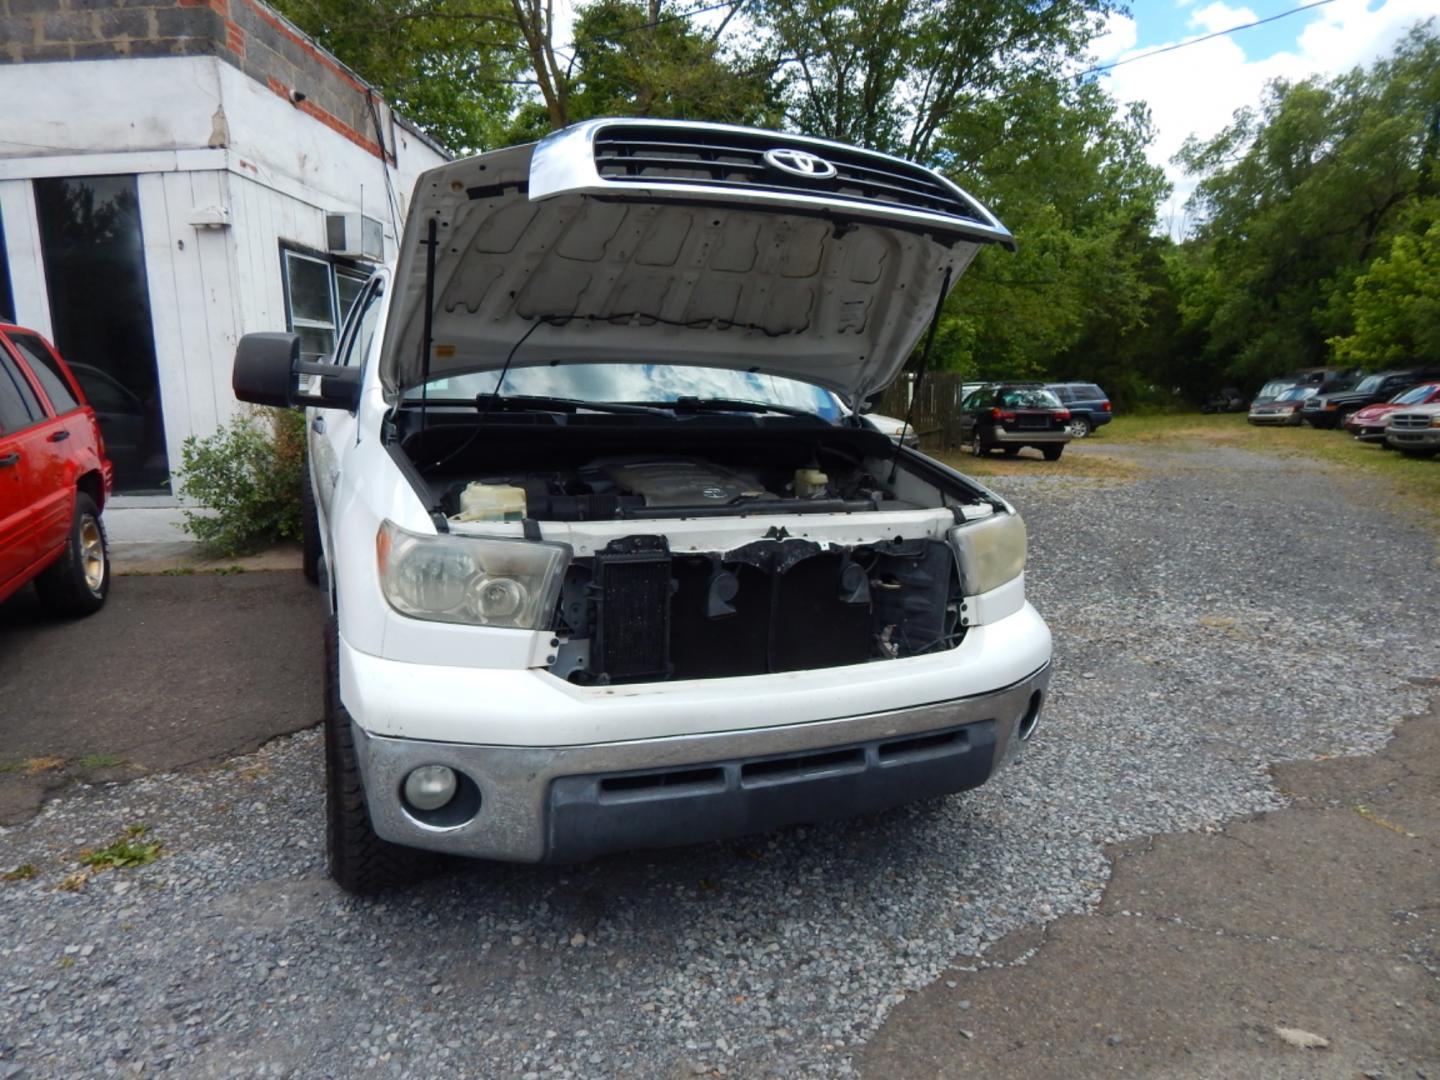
[395, 414, 983, 684]
[438, 454, 918, 524]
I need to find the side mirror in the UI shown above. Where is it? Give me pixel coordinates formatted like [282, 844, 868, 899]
[233, 332, 361, 412]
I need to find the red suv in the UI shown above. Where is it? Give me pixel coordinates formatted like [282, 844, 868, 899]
[0, 324, 114, 614]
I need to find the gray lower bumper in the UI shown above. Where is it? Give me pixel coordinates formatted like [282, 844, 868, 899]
[1386, 430, 1440, 449]
[352, 664, 1050, 863]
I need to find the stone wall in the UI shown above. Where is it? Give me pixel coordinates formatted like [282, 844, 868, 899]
[0, 0, 393, 161]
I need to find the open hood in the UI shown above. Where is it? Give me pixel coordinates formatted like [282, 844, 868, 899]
[381, 119, 1012, 407]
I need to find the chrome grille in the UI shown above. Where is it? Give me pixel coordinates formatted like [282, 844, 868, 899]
[592, 124, 987, 224]
[1389, 413, 1434, 430]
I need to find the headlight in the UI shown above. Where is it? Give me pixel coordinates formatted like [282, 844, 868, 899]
[376, 520, 570, 629]
[1431, 417, 1440, 428]
[949, 512, 1027, 594]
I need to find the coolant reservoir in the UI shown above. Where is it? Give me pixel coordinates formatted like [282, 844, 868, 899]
[455, 482, 527, 522]
[794, 468, 829, 499]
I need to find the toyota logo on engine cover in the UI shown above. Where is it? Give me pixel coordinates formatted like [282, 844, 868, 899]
[763, 148, 837, 180]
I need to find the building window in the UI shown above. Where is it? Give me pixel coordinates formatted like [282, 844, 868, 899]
[281, 248, 372, 361]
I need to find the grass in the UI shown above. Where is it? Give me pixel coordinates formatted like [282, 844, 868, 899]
[76, 754, 126, 770]
[2, 864, 37, 882]
[0, 757, 68, 777]
[78, 824, 163, 872]
[1103, 412, 1440, 532]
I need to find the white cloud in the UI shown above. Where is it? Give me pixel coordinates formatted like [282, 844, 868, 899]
[1091, 11, 1139, 61]
[1188, 2, 1259, 35]
[1102, 0, 1437, 236]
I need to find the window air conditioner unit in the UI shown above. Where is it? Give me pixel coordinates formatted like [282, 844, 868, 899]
[325, 212, 384, 261]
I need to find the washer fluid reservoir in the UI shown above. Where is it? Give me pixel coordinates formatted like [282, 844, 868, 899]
[455, 483, 528, 522]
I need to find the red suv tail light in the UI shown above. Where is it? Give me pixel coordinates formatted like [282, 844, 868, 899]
[1055, 409, 1071, 420]
[1102, 401, 1112, 411]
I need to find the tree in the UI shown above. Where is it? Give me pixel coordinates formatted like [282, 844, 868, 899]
[1330, 206, 1440, 367]
[565, 0, 778, 125]
[1174, 22, 1440, 385]
[755, 0, 1117, 160]
[269, 0, 528, 153]
[919, 75, 1171, 388]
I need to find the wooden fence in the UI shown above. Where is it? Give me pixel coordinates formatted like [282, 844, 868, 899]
[875, 373, 973, 451]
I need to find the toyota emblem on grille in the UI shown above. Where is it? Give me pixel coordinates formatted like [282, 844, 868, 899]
[763, 148, 837, 180]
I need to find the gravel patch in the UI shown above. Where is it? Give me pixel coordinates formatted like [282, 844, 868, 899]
[2, 442, 1436, 1078]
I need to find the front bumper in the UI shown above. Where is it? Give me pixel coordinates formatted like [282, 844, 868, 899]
[351, 664, 1050, 863]
[1248, 411, 1301, 425]
[1386, 428, 1440, 450]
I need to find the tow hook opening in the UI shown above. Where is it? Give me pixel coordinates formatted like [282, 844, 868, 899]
[1017, 691, 1043, 742]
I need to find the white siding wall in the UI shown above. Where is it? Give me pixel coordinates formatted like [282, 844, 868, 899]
[0, 54, 447, 491]
[137, 170, 245, 475]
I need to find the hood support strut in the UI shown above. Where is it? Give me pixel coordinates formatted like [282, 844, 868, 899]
[889, 266, 952, 483]
[418, 216, 438, 439]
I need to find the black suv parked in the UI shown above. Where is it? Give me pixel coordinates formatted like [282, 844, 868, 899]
[1044, 382, 1112, 437]
[959, 384, 1072, 460]
[1302, 369, 1440, 428]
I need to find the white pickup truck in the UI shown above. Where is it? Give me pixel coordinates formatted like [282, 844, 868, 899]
[233, 119, 1051, 894]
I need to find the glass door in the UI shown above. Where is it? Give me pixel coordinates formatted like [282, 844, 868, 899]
[33, 175, 168, 493]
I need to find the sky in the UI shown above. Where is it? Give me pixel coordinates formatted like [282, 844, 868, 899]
[1091, 0, 1439, 236]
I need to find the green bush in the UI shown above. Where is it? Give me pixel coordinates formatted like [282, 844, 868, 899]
[176, 408, 306, 556]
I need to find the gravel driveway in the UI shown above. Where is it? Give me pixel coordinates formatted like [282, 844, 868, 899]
[1, 440, 1436, 1078]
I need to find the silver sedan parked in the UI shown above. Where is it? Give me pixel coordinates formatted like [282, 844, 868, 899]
[1248, 386, 1316, 425]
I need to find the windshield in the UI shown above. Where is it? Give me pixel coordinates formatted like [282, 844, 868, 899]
[997, 388, 1062, 408]
[1276, 387, 1315, 401]
[404, 364, 843, 419]
[1354, 375, 1384, 393]
[1258, 381, 1291, 398]
[1394, 384, 1437, 404]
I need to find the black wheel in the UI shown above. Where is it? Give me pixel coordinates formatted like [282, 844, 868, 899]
[971, 431, 992, 456]
[1379, 441, 1395, 451]
[300, 458, 321, 586]
[1002, 446, 1021, 457]
[35, 492, 109, 616]
[324, 616, 431, 894]
[1066, 416, 1092, 438]
[1042, 444, 1065, 462]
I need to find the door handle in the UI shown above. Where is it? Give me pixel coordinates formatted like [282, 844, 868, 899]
[311, 415, 326, 434]
[0, 452, 19, 467]
[48, 429, 70, 442]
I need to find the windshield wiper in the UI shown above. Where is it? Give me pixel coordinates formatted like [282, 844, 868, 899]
[656, 396, 824, 419]
[477, 395, 670, 417]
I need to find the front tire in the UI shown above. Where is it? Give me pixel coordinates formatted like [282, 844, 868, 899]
[971, 432, 993, 457]
[325, 617, 431, 895]
[1042, 444, 1065, 462]
[1066, 416, 1092, 438]
[35, 492, 109, 616]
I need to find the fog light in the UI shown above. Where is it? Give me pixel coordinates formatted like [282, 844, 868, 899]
[403, 765, 458, 811]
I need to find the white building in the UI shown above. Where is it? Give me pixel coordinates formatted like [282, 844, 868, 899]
[0, 0, 448, 494]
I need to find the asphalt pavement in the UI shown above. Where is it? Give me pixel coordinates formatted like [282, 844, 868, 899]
[0, 571, 324, 824]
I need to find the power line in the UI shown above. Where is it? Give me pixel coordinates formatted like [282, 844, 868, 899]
[1079, 0, 1339, 79]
